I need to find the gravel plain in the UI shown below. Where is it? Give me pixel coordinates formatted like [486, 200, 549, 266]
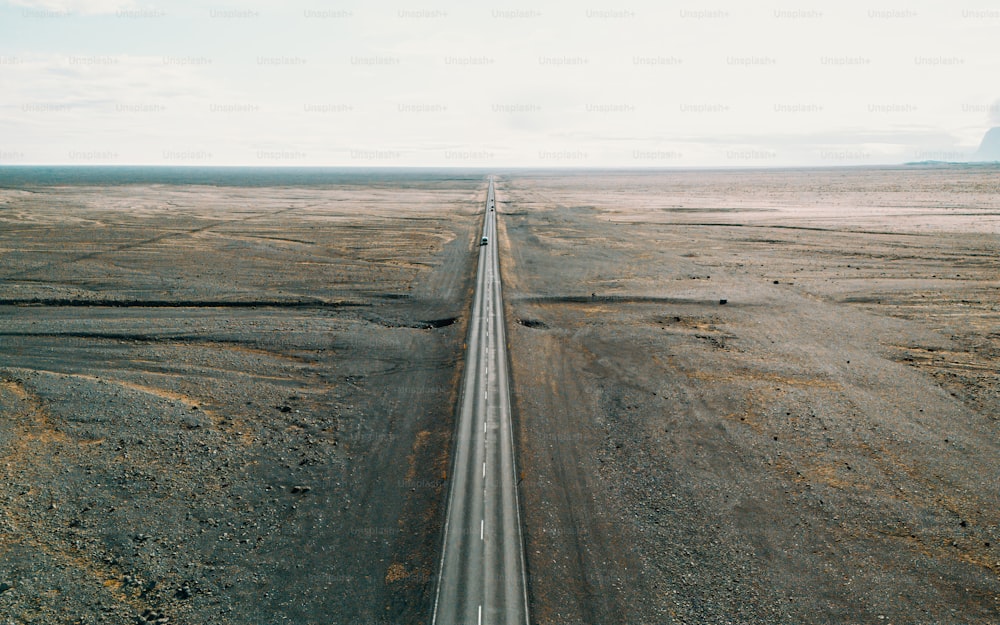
[0, 170, 483, 624]
[498, 167, 999, 624]
[1, 166, 997, 624]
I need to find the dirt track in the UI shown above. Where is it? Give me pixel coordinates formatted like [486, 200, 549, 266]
[498, 168, 1000, 624]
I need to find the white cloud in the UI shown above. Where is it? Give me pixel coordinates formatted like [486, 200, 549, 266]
[1, 0, 998, 165]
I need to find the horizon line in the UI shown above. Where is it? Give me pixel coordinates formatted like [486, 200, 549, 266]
[3, 162, 996, 171]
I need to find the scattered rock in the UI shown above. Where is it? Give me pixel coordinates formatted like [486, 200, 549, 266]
[181, 417, 203, 430]
[175, 583, 192, 600]
[137, 609, 169, 624]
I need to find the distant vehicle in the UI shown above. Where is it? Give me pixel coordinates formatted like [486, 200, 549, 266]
[481, 236, 488, 245]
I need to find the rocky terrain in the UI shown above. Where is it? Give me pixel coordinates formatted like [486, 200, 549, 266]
[2, 166, 998, 624]
[498, 167, 1000, 624]
[0, 171, 483, 624]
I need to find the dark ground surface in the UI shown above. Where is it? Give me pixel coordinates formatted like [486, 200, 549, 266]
[1, 167, 998, 625]
[0, 172, 483, 624]
[497, 167, 1000, 624]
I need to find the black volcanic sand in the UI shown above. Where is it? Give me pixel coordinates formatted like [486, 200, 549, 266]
[497, 168, 1000, 625]
[0, 175, 483, 624]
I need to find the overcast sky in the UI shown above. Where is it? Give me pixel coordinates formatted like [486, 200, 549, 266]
[1, 0, 998, 167]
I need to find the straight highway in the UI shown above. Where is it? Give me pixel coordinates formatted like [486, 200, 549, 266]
[432, 177, 530, 625]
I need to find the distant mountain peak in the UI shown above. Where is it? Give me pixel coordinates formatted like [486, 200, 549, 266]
[974, 126, 1000, 161]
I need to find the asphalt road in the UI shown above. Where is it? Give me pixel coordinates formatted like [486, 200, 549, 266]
[432, 178, 530, 625]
